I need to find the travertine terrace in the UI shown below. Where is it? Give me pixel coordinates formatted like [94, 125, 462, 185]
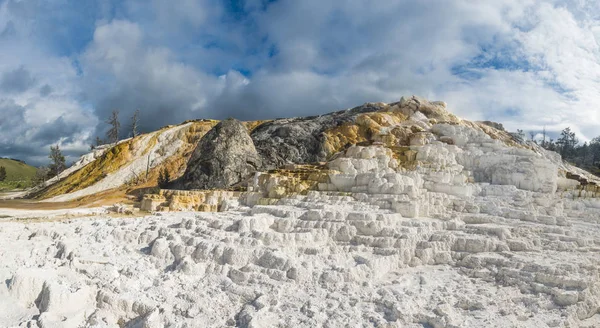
[1, 97, 600, 327]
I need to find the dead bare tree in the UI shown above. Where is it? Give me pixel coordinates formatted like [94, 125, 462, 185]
[106, 110, 120, 144]
[130, 109, 140, 138]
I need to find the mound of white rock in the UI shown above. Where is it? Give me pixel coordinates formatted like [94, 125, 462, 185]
[1, 140, 600, 327]
[2, 97, 600, 327]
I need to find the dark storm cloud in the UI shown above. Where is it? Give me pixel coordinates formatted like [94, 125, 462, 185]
[1, 0, 600, 166]
[0, 66, 36, 93]
[0, 143, 45, 163]
[0, 141, 85, 167]
[79, 20, 226, 138]
[0, 100, 90, 165]
[39, 84, 53, 96]
[0, 100, 31, 161]
[32, 116, 82, 144]
[0, 99, 25, 136]
[91, 92, 204, 139]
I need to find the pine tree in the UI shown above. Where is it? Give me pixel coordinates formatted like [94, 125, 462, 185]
[556, 127, 578, 158]
[0, 166, 6, 182]
[545, 138, 557, 152]
[48, 145, 66, 178]
[591, 137, 600, 168]
[582, 142, 593, 166]
[157, 167, 170, 188]
[164, 169, 170, 186]
[537, 128, 600, 177]
[157, 169, 164, 186]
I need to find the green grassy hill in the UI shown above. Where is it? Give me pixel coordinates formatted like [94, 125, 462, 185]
[0, 158, 38, 190]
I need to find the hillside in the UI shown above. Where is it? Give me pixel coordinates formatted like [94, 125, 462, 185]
[31, 96, 598, 204]
[2, 96, 600, 327]
[3, 96, 600, 328]
[0, 158, 38, 190]
[24, 120, 216, 201]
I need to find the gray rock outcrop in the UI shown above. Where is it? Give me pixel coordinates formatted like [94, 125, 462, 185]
[179, 118, 261, 189]
[251, 102, 385, 169]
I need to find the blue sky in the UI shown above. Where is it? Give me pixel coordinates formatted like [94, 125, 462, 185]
[1, 0, 600, 165]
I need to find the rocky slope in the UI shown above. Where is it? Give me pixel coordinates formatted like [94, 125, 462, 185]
[33, 102, 410, 201]
[29, 120, 219, 202]
[3, 96, 599, 327]
[32, 96, 598, 203]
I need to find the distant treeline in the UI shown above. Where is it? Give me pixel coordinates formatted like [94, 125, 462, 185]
[517, 127, 600, 177]
[0, 157, 26, 165]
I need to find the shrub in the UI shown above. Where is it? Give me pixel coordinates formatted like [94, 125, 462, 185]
[157, 167, 170, 188]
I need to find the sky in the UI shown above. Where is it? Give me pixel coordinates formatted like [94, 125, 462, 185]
[1, 0, 600, 166]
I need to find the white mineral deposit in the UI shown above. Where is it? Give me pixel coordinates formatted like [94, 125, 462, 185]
[1, 98, 599, 327]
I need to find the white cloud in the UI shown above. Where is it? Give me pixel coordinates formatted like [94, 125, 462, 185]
[1, 0, 600, 164]
[80, 20, 232, 132]
[0, 1, 100, 164]
[236, 0, 600, 140]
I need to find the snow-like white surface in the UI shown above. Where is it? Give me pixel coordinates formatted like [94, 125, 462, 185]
[0, 207, 107, 220]
[1, 182, 600, 328]
[0, 191, 28, 200]
[3, 101, 600, 327]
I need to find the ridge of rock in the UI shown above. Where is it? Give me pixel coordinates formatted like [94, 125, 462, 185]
[2, 96, 600, 327]
[250, 102, 386, 169]
[30, 95, 599, 203]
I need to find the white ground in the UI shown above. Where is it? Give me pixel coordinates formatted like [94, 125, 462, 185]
[1, 191, 599, 328]
[0, 207, 107, 220]
[0, 191, 27, 200]
[2, 102, 600, 327]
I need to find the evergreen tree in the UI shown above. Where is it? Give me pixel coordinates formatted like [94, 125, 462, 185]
[589, 137, 600, 168]
[539, 128, 600, 177]
[164, 169, 170, 186]
[157, 167, 170, 188]
[580, 142, 590, 166]
[556, 127, 578, 158]
[0, 166, 6, 182]
[48, 145, 66, 178]
[545, 138, 557, 152]
[157, 169, 163, 185]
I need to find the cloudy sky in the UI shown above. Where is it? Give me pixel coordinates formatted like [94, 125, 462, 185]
[1, 0, 600, 165]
